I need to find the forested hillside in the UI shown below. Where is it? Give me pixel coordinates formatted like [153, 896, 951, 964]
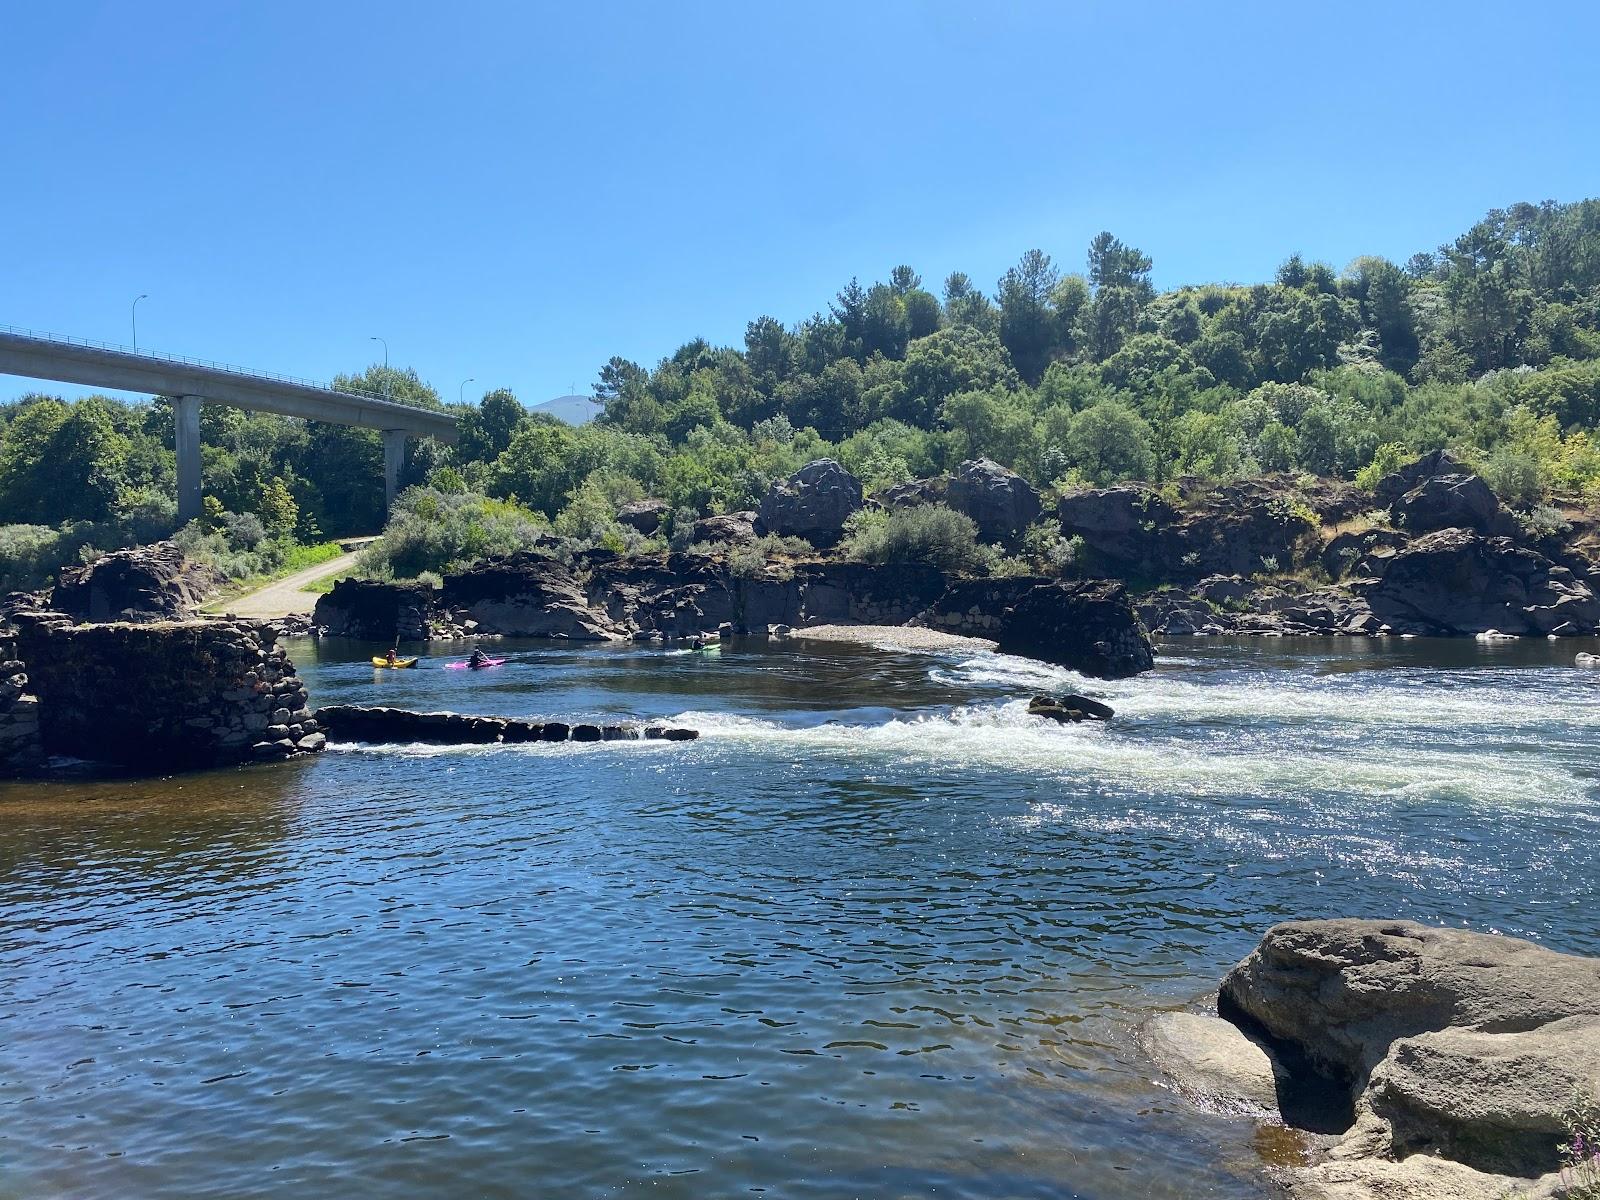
[4, 199, 1598, 590]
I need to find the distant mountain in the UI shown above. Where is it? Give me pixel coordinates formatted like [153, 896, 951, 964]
[529, 393, 600, 425]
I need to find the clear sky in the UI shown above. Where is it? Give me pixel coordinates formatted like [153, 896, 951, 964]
[3, 0, 1598, 408]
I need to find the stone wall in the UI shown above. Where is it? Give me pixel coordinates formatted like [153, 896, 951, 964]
[0, 629, 43, 775]
[13, 614, 323, 769]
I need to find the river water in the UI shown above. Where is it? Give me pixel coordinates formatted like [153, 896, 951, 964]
[3, 635, 1598, 1199]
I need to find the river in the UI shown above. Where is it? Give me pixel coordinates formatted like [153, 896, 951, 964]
[3, 635, 1598, 1198]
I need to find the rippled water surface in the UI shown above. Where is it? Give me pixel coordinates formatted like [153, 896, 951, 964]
[3, 635, 1598, 1199]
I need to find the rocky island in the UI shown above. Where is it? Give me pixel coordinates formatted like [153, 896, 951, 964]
[1148, 920, 1600, 1199]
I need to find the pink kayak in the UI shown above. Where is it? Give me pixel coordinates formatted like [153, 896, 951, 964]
[445, 657, 507, 670]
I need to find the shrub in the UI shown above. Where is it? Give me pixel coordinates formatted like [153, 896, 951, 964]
[841, 504, 985, 572]
[727, 533, 812, 581]
[1354, 442, 1413, 491]
[360, 487, 549, 580]
[1479, 445, 1545, 506]
[1019, 521, 1083, 577]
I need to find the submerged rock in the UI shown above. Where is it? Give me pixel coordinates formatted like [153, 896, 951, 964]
[1142, 1011, 1286, 1117]
[314, 705, 698, 745]
[1027, 693, 1114, 722]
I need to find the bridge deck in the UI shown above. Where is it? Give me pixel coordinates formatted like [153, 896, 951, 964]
[0, 329, 457, 441]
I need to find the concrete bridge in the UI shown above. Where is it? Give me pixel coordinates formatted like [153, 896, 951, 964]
[0, 328, 458, 522]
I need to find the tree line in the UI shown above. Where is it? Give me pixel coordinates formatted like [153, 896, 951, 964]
[3, 198, 1598, 588]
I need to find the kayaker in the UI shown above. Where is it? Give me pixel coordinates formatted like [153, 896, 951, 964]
[386, 647, 399, 666]
[468, 648, 490, 668]
[690, 636, 705, 651]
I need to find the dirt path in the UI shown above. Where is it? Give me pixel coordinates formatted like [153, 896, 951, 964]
[214, 546, 366, 618]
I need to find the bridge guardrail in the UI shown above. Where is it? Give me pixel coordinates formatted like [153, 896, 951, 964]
[0, 322, 437, 411]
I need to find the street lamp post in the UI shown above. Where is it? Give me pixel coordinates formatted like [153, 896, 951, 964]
[458, 378, 476, 405]
[369, 335, 389, 399]
[131, 294, 148, 351]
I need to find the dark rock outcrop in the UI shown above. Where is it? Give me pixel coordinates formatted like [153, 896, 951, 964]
[995, 580, 1155, 678]
[1391, 472, 1506, 535]
[944, 458, 1041, 542]
[1028, 693, 1115, 723]
[880, 477, 947, 510]
[440, 555, 622, 640]
[616, 499, 669, 536]
[1372, 449, 1469, 508]
[757, 459, 864, 547]
[312, 552, 1156, 678]
[0, 628, 43, 774]
[314, 578, 437, 641]
[315, 704, 698, 745]
[1359, 528, 1600, 635]
[12, 614, 321, 768]
[50, 542, 220, 623]
[689, 511, 759, 545]
[1058, 485, 1176, 572]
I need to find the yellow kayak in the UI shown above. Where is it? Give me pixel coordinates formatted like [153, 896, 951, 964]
[371, 656, 419, 669]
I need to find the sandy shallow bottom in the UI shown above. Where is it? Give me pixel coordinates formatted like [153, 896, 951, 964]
[792, 622, 998, 653]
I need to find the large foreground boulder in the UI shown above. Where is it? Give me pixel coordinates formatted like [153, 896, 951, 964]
[1220, 920, 1600, 1188]
[1363, 1015, 1600, 1175]
[1150, 920, 1600, 1199]
[944, 458, 1041, 542]
[1220, 920, 1600, 1083]
[50, 541, 220, 623]
[758, 459, 864, 547]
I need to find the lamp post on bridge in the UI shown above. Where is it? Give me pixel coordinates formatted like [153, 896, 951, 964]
[369, 335, 389, 400]
[458, 378, 475, 405]
[131, 294, 148, 351]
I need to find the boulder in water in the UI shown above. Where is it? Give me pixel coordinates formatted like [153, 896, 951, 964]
[1027, 693, 1114, 723]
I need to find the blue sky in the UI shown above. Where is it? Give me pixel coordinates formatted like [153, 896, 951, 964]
[3, 0, 1598, 407]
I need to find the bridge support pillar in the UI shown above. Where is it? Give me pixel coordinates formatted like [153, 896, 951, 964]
[382, 429, 407, 514]
[175, 395, 203, 525]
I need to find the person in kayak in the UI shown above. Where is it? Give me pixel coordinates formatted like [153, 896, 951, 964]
[467, 648, 490, 668]
[386, 647, 399, 666]
[690, 636, 705, 650]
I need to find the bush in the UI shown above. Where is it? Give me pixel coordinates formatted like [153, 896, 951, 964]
[727, 533, 812, 580]
[1355, 442, 1413, 491]
[1479, 445, 1545, 506]
[841, 504, 985, 572]
[359, 487, 549, 580]
[1019, 522, 1084, 577]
